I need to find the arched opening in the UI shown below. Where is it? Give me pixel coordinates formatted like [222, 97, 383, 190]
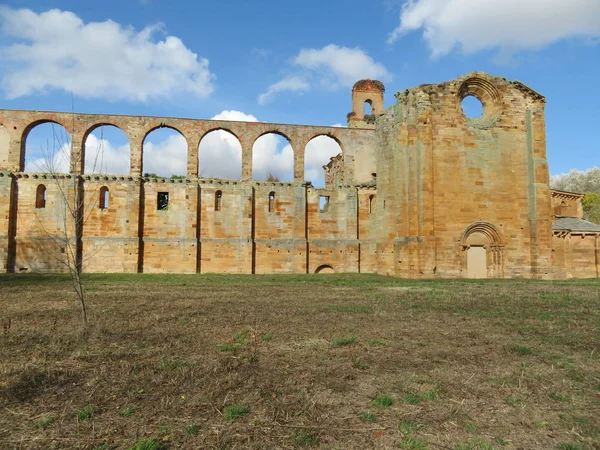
[198, 129, 242, 179]
[35, 184, 46, 208]
[460, 222, 503, 279]
[368, 194, 375, 214]
[24, 121, 71, 173]
[99, 186, 109, 209]
[143, 127, 187, 178]
[84, 125, 130, 175]
[461, 95, 483, 119]
[215, 190, 223, 211]
[268, 191, 275, 212]
[364, 100, 373, 115]
[305, 135, 343, 188]
[252, 133, 293, 182]
[315, 265, 335, 274]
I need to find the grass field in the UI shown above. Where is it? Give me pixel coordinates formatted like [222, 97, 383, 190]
[1, 273, 599, 449]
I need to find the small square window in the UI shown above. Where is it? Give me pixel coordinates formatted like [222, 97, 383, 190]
[157, 192, 169, 210]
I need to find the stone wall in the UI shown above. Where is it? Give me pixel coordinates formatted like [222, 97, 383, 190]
[0, 72, 597, 278]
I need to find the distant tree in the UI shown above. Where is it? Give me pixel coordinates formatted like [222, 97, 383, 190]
[550, 167, 600, 193]
[266, 172, 280, 182]
[551, 167, 600, 224]
[582, 192, 600, 224]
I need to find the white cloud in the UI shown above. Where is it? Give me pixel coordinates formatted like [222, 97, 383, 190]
[198, 110, 258, 179]
[252, 134, 294, 181]
[305, 136, 343, 187]
[258, 76, 309, 105]
[84, 134, 131, 175]
[387, 0, 600, 59]
[25, 141, 71, 173]
[143, 133, 188, 177]
[294, 44, 390, 87]
[0, 6, 215, 101]
[258, 45, 389, 103]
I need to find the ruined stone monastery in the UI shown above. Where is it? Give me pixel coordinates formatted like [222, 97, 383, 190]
[1, 72, 599, 278]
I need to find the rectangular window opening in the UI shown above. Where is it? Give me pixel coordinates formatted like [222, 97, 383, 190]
[157, 192, 169, 211]
[319, 195, 330, 213]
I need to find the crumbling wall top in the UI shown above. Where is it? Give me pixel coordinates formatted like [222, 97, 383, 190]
[353, 79, 385, 93]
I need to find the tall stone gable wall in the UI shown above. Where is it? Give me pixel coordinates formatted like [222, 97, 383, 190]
[374, 72, 556, 278]
[0, 72, 597, 278]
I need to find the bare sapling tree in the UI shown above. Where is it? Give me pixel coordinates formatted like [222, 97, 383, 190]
[29, 116, 110, 330]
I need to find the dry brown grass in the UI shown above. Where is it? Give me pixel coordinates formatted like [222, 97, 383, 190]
[1, 273, 599, 450]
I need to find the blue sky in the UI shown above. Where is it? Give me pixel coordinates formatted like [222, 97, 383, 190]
[0, 0, 599, 181]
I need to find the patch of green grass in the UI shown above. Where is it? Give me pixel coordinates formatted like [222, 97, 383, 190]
[465, 423, 478, 433]
[402, 393, 421, 404]
[399, 436, 428, 449]
[454, 439, 497, 450]
[367, 339, 386, 346]
[328, 305, 373, 313]
[185, 423, 200, 435]
[557, 444, 588, 450]
[422, 390, 437, 401]
[372, 393, 393, 407]
[504, 395, 525, 407]
[119, 405, 136, 416]
[332, 336, 357, 347]
[76, 405, 94, 422]
[223, 404, 249, 421]
[156, 358, 193, 370]
[91, 443, 117, 450]
[291, 430, 320, 447]
[217, 343, 240, 352]
[359, 411, 377, 423]
[262, 334, 274, 342]
[128, 438, 164, 450]
[550, 391, 569, 402]
[510, 344, 532, 355]
[36, 416, 55, 429]
[399, 421, 421, 434]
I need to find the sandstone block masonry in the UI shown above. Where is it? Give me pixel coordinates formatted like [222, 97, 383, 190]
[0, 72, 598, 278]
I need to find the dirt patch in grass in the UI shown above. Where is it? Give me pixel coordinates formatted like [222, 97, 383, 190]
[1, 274, 599, 449]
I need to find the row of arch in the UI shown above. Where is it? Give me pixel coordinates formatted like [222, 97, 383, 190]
[21, 121, 345, 187]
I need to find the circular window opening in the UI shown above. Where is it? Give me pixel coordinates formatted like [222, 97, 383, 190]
[461, 95, 484, 119]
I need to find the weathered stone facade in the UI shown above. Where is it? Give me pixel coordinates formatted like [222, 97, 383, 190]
[0, 72, 597, 278]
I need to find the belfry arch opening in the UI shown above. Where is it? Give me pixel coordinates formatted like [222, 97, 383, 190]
[364, 100, 373, 115]
[143, 127, 187, 178]
[198, 129, 242, 179]
[304, 135, 343, 188]
[252, 132, 293, 182]
[84, 125, 130, 175]
[23, 121, 71, 173]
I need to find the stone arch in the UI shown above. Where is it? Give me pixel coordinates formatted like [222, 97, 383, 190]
[83, 123, 131, 175]
[252, 131, 294, 181]
[198, 127, 242, 179]
[21, 120, 72, 173]
[315, 264, 335, 274]
[459, 222, 504, 279]
[304, 133, 343, 188]
[142, 126, 188, 178]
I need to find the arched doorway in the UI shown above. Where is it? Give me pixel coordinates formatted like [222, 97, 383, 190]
[460, 222, 503, 279]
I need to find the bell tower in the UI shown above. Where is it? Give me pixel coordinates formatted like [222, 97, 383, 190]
[347, 79, 385, 129]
